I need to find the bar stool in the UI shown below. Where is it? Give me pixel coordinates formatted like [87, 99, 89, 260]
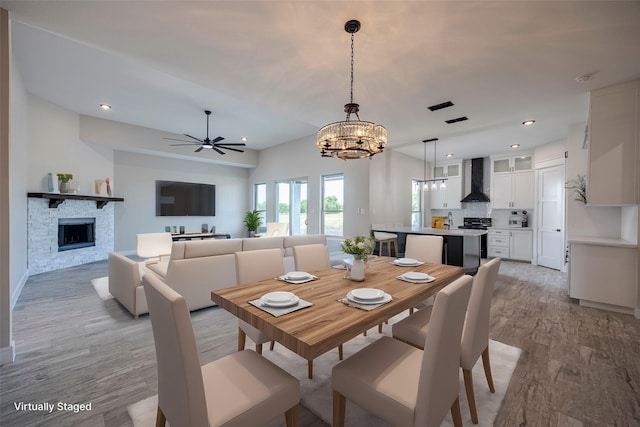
[373, 231, 398, 257]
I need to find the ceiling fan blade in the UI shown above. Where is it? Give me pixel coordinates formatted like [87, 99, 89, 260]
[194, 146, 204, 153]
[212, 146, 226, 155]
[211, 136, 225, 143]
[216, 143, 246, 146]
[217, 146, 244, 153]
[164, 137, 198, 143]
[170, 143, 200, 146]
[184, 134, 204, 143]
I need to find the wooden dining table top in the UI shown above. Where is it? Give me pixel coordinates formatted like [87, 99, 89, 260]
[210, 257, 464, 361]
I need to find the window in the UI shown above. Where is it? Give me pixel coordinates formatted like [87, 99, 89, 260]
[275, 178, 308, 235]
[322, 174, 344, 236]
[254, 183, 266, 233]
[411, 179, 423, 228]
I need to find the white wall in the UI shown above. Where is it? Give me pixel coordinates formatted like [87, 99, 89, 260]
[369, 149, 424, 227]
[250, 134, 371, 237]
[113, 151, 248, 252]
[27, 96, 114, 194]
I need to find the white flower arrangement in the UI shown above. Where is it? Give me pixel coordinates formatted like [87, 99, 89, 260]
[341, 235, 375, 261]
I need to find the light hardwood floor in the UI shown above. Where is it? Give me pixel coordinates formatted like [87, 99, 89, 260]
[1, 259, 639, 426]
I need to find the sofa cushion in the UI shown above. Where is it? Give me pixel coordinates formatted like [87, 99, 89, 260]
[242, 236, 285, 254]
[171, 239, 243, 260]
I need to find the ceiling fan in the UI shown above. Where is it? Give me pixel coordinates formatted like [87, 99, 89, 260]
[164, 110, 246, 155]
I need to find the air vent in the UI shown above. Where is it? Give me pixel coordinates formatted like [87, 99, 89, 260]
[445, 116, 468, 124]
[428, 101, 454, 111]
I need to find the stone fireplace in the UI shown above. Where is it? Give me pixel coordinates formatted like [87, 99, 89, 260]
[28, 198, 114, 274]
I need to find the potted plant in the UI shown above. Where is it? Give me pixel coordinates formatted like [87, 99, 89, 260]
[57, 173, 74, 193]
[243, 209, 262, 237]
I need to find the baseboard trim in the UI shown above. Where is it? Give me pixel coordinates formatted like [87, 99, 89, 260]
[11, 269, 29, 310]
[0, 340, 16, 365]
[579, 299, 634, 316]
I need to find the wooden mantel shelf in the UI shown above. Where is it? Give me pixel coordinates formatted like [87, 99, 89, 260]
[28, 192, 125, 209]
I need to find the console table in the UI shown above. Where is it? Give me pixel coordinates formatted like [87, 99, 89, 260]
[171, 232, 230, 241]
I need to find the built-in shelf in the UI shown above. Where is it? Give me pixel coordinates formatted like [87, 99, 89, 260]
[27, 192, 124, 209]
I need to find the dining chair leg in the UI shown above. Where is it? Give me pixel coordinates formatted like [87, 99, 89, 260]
[378, 322, 383, 333]
[308, 360, 313, 379]
[338, 344, 343, 360]
[270, 340, 275, 351]
[237, 327, 246, 351]
[409, 307, 414, 315]
[285, 404, 299, 427]
[333, 390, 346, 427]
[155, 406, 166, 427]
[450, 396, 463, 427]
[463, 368, 479, 424]
[482, 346, 496, 393]
[255, 343, 263, 355]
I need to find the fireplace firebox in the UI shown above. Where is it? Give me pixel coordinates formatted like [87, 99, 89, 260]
[58, 218, 96, 251]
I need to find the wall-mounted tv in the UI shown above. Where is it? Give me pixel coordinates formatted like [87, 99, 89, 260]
[156, 180, 215, 216]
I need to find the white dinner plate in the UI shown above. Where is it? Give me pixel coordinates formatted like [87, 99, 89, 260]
[350, 288, 385, 301]
[347, 291, 392, 305]
[260, 291, 299, 308]
[401, 272, 433, 282]
[286, 271, 311, 280]
[395, 257, 419, 266]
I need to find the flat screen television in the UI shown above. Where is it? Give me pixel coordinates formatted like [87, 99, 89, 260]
[156, 180, 215, 216]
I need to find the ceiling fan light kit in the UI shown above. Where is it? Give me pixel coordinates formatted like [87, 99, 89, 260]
[164, 110, 246, 155]
[317, 19, 387, 160]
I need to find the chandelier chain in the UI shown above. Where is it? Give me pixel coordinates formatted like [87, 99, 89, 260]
[350, 32, 355, 105]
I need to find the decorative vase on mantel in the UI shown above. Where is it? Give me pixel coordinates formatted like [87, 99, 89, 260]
[349, 257, 367, 282]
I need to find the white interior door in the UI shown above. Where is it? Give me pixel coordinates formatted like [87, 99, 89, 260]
[537, 165, 565, 270]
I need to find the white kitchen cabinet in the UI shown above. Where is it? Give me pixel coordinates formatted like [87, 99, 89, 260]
[569, 238, 637, 312]
[587, 79, 639, 205]
[510, 229, 533, 261]
[491, 155, 533, 174]
[430, 162, 462, 209]
[488, 228, 533, 262]
[491, 170, 534, 209]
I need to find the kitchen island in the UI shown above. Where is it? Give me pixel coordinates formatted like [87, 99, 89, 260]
[371, 225, 487, 274]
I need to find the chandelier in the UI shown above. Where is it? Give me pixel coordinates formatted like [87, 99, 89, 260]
[317, 20, 387, 159]
[416, 138, 447, 190]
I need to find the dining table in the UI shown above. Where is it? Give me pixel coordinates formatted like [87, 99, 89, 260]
[210, 256, 465, 378]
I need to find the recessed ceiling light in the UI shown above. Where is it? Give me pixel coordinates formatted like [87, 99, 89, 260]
[99, 104, 112, 110]
[522, 120, 535, 126]
[510, 144, 520, 149]
[241, 137, 248, 142]
[445, 153, 453, 158]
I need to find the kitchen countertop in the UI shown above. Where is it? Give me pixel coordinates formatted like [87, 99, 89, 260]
[371, 225, 487, 237]
[567, 235, 637, 249]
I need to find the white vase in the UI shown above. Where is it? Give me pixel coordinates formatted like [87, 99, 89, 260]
[350, 258, 366, 281]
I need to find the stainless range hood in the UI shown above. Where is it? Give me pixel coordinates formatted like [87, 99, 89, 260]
[460, 158, 490, 203]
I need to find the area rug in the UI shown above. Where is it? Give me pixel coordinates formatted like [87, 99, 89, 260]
[90, 276, 113, 300]
[128, 316, 520, 427]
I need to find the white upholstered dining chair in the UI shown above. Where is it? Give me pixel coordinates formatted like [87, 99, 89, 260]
[332, 275, 473, 427]
[142, 272, 300, 427]
[292, 243, 330, 272]
[392, 257, 502, 424]
[404, 234, 444, 263]
[235, 248, 284, 355]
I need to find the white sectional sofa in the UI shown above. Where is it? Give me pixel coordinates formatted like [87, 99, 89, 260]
[108, 234, 327, 318]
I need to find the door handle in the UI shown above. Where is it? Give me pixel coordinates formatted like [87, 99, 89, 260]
[555, 229, 561, 232]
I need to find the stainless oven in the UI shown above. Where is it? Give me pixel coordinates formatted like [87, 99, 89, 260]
[459, 217, 492, 258]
